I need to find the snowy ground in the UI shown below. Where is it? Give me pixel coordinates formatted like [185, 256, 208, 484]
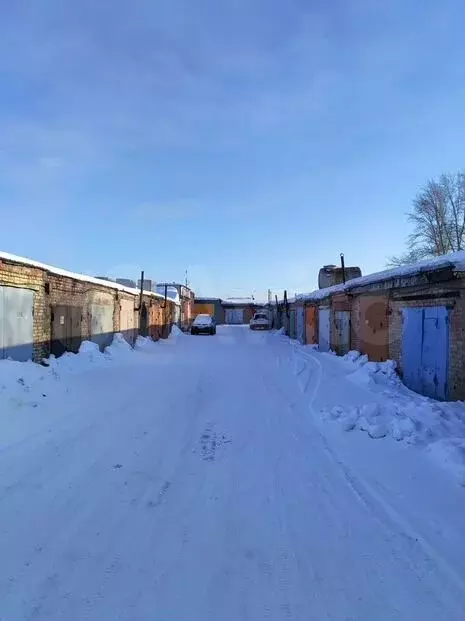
[1, 326, 465, 621]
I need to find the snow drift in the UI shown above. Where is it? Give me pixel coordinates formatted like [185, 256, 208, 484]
[0, 333, 168, 422]
[315, 350, 465, 484]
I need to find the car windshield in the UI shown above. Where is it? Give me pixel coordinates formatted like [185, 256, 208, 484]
[255, 314, 267, 320]
[194, 315, 212, 325]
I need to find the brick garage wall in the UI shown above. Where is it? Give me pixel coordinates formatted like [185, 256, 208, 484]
[117, 292, 138, 345]
[164, 299, 177, 335]
[389, 281, 465, 400]
[0, 259, 48, 361]
[44, 275, 121, 355]
[350, 295, 361, 352]
[47, 274, 87, 352]
[141, 295, 177, 339]
[1, 257, 178, 362]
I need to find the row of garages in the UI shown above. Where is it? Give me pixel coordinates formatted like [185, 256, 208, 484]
[192, 298, 264, 325]
[271, 254, 465, 401]
[0, 253, 179, 363]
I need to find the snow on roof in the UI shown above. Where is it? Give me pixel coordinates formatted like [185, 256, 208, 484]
[222, 298, 266, 305]
[156, 284, 180, 303]
[0, 251, 180, 304]
[295, 251, 465, 303]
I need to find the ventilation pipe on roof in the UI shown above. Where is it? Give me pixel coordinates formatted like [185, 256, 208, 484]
[161, 284, 168, 309]
[136, 270, 144, 312]
[340, 253, 346, 284]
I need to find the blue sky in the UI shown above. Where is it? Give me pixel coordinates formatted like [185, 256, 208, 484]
[1, 0, 465, 299]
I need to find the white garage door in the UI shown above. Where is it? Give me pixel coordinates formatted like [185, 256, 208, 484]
[225, 309, 244, 324]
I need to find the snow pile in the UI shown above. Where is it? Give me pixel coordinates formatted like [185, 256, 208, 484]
[0, 333, 174, 417]
[314, 348, 465, 483]
[349, 360, 401, 389]
[134, 335, 158, 352]
[340, 350, 402, 388]
[320, 388, 465, 483]
[45, 341, 108, 374]
[169, 325, 185, 339]
[343, 350, 368, 365]
[104, 333, 134, 360]
[321, 401, 418, 442]
[0, 359, 62, 411]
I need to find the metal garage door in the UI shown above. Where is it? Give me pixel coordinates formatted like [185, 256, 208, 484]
[402, 306, 449, 400]
[359, 295, 389, 361]
[89, 292, 114, 349]
[334, 311, 350, 355]
[305, 306, 317, 345]
[318, 308, 330, 352]
[296, 305, 305, 343]
[194, 303, 214, 316]
[51, 305, 82, 356]
[225, 309, 244, 324]
[119, 298, 136, 345]
[0, 286, 34, 361]
[289, 308, 297, 339]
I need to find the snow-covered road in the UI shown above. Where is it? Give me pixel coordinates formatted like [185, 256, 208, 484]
[1, 326, 465, 621]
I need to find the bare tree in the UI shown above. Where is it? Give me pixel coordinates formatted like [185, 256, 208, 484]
[388, 171, 465, 266]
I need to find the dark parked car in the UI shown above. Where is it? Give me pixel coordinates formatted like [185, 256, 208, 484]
[191, 314, 216, 335]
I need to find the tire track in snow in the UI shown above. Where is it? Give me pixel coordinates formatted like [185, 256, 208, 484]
[259, 368, 298, 620]
[287, 348, 465, 613]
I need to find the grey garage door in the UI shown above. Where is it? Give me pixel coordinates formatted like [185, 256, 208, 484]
[318, 308, 331, 352]
[225, 309, 244, 324]
[0, 286, 34, 361]
[90, 303, 114, 349]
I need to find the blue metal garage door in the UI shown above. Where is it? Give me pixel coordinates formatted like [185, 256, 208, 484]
[0, 286, 34, 361]
[225, 309, 244, 324]
[402, 306, 449, 400]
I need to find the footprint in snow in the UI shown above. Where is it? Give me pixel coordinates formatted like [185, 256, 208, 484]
[199, 429, 231, 461]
